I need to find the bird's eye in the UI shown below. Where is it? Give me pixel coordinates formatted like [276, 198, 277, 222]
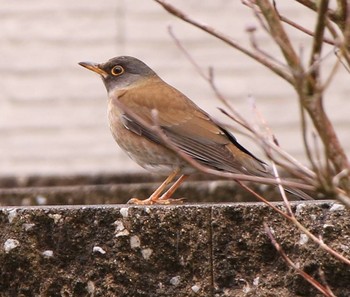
[111, 65, 124, 76]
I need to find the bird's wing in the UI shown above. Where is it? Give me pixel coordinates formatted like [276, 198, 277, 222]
[116, 79, 268, 176]
[164, 115, 269, 176]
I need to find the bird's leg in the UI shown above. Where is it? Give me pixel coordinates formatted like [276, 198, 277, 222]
[147, 169, 180, 202]
[127, 169, 180, 205]
[159, 174, 188, 203]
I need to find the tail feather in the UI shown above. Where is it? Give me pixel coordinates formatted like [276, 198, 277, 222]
[285, 187, 313, 200]
[238, 155, 314, 200]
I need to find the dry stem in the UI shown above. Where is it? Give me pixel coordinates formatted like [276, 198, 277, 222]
[264, 223, 337, 297]
[154, 0, 350, 202]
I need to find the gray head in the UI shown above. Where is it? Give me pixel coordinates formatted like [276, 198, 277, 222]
[79, 56, 157, 92]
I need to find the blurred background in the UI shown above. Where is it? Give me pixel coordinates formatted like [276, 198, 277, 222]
[1, 0, 349, 178]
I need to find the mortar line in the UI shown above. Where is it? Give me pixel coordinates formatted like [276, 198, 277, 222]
[209, 206, 215, 297]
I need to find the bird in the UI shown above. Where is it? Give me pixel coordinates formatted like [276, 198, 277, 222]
[79, 56, 311, 204]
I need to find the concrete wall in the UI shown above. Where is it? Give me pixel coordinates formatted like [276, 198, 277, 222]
[1, 0, 349, 177]
[1, 202, 349, 296]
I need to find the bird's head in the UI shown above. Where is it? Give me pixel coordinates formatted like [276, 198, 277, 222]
[79, 56, 156, 93]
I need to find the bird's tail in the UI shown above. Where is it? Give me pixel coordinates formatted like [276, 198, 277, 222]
[237, 153, 314, 200]
[284, 186, 313, 200]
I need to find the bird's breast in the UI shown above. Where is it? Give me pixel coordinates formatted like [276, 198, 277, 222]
[107, 98, 192, 174]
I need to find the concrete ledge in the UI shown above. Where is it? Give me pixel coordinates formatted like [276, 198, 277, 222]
[1, 201, 349, 296]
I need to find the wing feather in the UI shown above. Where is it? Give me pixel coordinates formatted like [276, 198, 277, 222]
[116, 78, 268, 175]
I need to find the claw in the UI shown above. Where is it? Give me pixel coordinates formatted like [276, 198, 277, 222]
[127, 197, 185, 205]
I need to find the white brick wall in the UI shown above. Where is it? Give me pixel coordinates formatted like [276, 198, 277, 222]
[0, 0, 349, 177]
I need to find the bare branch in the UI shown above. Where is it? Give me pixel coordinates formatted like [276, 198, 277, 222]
[279, 15, 335, 45]
[320, 50, 341, 91]
[243, 0, 336, 45]
[318, 268, 337, 297]
[308, 0, 329, 88]
[295, 0, 318, 12]
[271, 162, 293, 216]
[342, 2, 350, 51]
[335, 0, 348, 30]
[168, 26, 317, 187]
[112, 98, 315, 191]
[222, 109, 316, 183]
[241, 182, 350, 266]
[264, 223, 337, 297]
[295, 0, 337, 24]
[152, 0, 350, 274]
[167, 26, 256, 129]
[256, 0, 303, 75]
[299, 101, 321, 180]
[153, 105, 350, 265]
[154, 0, 294, 84]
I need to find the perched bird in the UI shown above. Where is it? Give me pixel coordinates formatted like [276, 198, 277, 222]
[79, 56, 309, 204]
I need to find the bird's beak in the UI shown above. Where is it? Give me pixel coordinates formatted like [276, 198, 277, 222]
[78, 61, 108, 77]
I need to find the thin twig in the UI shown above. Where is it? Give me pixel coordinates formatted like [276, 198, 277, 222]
[243, 0, 336, 45]
[271, 162, 293, 216]
[150, 105, 349, 265]
[167, 26, 207, 82]
[256, 0, 303, 75]
[335, 47, 350, 73]
[168, 26, 316, 186]
[241, 179, 350, 265]
[312, 131, 323, 172]
[168, 26, 256, 130]
[336, 192, 350, 208]
[318, 267, 338, 297]
[154, 0, 350, 261]
[299, 101, 321, 181]
[241, 179, 350, 266]
[305, 47, 339, 77]
[154, 102, 350, 265]
[279, 15, 335, 45]
[237, 180, 292, 217]
[220, 107, 316, 181]
[295, 0, 337, 24]
[112, 98, 315, 190]
[247, 27, 289, 69]
[170, 0, 348, 191]
[249, 97, 315, 181]
[155, 0, 294, 84]
[294, 0, 318, 12]
[264, 223, 337, 297]
[320, 49, 342, 91]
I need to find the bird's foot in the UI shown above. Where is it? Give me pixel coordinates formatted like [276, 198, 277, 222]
[127, 197, 185, 205]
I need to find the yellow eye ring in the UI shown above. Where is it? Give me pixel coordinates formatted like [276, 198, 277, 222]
[111, 65, 124, 76]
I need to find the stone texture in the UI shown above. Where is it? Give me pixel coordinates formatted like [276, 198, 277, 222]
[0, 201, 349, 296]
[0, 205, 212, 297]
[211, 202, 350, 297]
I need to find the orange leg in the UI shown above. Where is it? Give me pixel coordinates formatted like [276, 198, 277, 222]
[127, 169, 183, 205]
[159, 174, 188, 201]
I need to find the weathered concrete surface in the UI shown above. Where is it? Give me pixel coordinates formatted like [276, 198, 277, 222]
[0, 201, 349, 297]
[211, 203, 350, 297]
[1, 205, 212, 297]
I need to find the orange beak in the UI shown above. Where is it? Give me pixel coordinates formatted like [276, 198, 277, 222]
[78, 61, 108, 77]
